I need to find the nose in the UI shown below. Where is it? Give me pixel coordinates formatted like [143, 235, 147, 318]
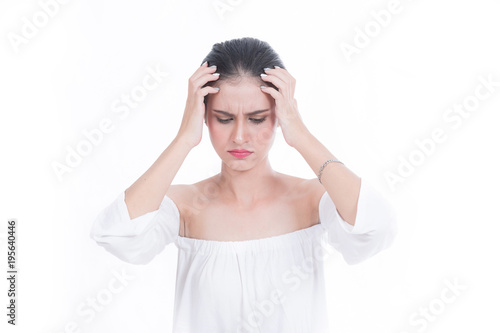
[232, 118, 248, 145]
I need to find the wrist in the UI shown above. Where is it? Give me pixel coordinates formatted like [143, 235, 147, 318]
[173, 134, 196, 151]
[291, 128, 314, 150]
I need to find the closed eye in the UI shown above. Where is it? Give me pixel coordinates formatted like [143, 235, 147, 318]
[216, 117, 266, 124]
[216, 118, 231, 124]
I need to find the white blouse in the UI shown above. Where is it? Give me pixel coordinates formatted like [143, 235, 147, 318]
[89, 179, 397, 332]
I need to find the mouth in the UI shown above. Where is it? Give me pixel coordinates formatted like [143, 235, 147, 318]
[228, 149, 253, 159]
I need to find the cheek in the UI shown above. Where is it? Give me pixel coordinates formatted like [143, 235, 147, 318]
[207, 120, 228, 145]
[254, 123, 276, 147]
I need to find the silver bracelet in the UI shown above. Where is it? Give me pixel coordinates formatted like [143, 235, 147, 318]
[317, 159, 343, 184]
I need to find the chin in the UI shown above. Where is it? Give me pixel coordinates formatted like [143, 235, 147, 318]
[225, 154, 254, 166]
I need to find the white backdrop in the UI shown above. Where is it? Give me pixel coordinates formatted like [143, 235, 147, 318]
[1, 0, 499, 332]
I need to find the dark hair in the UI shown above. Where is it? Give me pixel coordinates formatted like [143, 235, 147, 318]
[201, 37, 285, 90]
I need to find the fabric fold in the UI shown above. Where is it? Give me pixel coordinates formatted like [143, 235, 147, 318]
[318, 178, 397, 265]
[89, 191, 180, 264]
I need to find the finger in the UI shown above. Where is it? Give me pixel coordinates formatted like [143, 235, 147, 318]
[263, 66, 293, 83]
[191, 63, 218, 82]
[263, 67, 296, 97]
[260, 85, 281, 101]
[261, 85, 299, 125]
[260, 74, 292, 98]
[200, 86, 220, 97]
[192, 72, 220, 90]
[201, 85, 220, 109]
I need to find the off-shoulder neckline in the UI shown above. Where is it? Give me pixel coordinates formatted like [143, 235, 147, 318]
[174, 223, 327, 255]
[177, 222, 323, 244]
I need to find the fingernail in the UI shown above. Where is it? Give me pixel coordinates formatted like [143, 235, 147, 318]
[202, 61, 207, 66]
[260, 73, 267, 77]
[264, 67, 271, 71]
[260, 85, 266, 89]
[210, 65, 217, 68]
[213, 87, 220, 91]
[274, 65, 281, 69]
[212, 73, 220, 76]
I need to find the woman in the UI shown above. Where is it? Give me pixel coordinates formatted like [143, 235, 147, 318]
[90, 37, 397, 332]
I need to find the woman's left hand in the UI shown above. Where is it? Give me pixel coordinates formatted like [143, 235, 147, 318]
[260, 67, 310, 148]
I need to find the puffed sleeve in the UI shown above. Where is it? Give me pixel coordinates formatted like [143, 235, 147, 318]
[89, 191, 180, 265]
[319, 179, 397, 265]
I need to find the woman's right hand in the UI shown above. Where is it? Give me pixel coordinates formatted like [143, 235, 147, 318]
[176, 61, 220, 148]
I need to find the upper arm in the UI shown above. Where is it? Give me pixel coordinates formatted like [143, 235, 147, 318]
[305, 178, 326, 221]
[165, 184, 193, 237]
[302, 178, 327, 225]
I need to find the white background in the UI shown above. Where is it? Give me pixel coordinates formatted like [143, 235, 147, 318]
[1, 0, 499, 332]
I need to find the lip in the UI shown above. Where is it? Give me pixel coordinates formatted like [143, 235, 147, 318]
[228, 149, 253, 159]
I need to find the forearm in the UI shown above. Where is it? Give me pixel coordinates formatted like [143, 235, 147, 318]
[124, 136, 192, 219]
[294, 129, 361, 225]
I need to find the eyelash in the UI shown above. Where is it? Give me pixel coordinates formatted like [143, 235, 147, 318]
[216, 117, 266, 124]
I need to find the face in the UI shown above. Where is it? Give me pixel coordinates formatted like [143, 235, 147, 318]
[205, 76, 278, 171]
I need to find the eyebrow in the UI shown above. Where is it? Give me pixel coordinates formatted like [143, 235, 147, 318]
[213, 109, 270, 116]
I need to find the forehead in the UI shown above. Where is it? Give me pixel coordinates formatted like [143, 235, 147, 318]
[209, 77, 273, 111]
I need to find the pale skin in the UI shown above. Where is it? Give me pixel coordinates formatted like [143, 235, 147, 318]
[124, 62, 362, 241]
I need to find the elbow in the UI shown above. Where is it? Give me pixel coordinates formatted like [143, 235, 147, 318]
[362, 184, 399, 253]
[337, 181, 398, 265]
[92, 238, 156, 265]
[367, 205, 398, 257]
[89, 226, 167, 266]
[342, 214, 398, 266]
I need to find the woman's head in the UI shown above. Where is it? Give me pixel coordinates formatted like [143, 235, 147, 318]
[201, 37, 285, 172]
[201, 37, 285, 89]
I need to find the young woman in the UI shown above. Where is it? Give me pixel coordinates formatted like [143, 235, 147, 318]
[90, 37, 397, 332]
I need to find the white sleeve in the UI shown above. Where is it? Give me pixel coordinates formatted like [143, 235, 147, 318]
[89, 191, 180, 265]
[319, 179, 397, 265]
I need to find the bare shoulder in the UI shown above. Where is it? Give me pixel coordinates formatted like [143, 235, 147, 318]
[165, 181, 206, 205]
[164, 176, 218, 219]
[304, 177, 327, 210]
[276, 172, 326, 209]
[275, 172, 326, 227]
[165, 184, 193, 201]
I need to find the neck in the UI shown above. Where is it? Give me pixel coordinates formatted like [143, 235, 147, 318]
[216, 157, 277, 206]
